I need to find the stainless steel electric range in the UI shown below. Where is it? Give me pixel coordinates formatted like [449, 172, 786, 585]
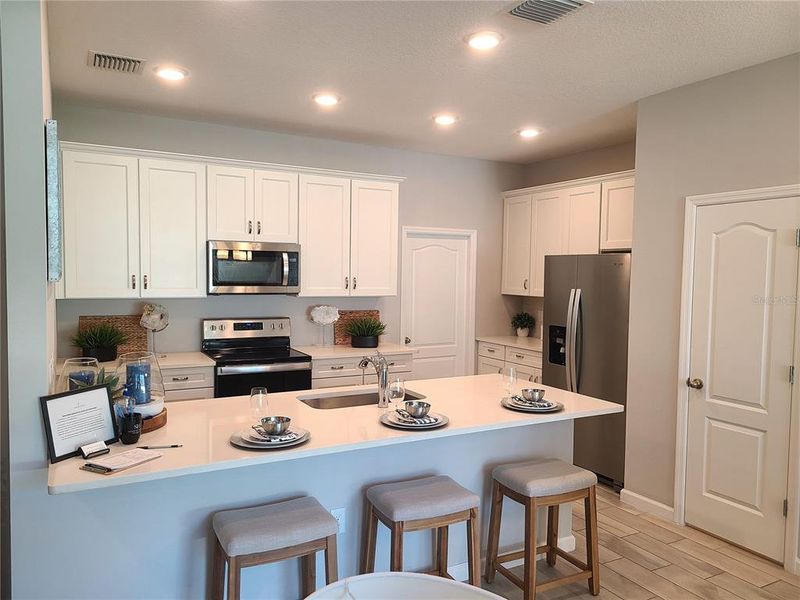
[201, 317, 312, 398]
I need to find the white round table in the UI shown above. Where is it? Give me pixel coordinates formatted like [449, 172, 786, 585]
[307, 572, 503, 599]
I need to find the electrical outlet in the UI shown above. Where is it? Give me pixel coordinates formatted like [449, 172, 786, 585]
[331, 508, 346, 534]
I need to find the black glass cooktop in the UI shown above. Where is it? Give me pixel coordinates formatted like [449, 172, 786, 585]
[202, 346, 311, 366]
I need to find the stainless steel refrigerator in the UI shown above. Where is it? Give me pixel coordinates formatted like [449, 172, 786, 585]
[542, 254, 630, 488]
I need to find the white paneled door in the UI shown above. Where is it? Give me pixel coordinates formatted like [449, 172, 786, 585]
[685, 196, 799, 561]
[531, 190, 564, 297]
[501, 195, 533, 295]
[350, 179, 399, 296]
[564, 183, 601, 254]
[299, 174, 352, 296]
[401, 228, 476, 380]
[139, 159, 207, 297]
[207, 165, 254, 241]
[254, 169, 298, 243]
[62, 150, 140, 298]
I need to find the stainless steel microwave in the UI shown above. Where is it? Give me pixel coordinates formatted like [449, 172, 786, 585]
[207, 241, 300, 294]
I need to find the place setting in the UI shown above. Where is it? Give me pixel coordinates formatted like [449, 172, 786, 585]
[379, 379, 449, 431]
[498, 366, 563, 414]
[230, 387, 310, 451]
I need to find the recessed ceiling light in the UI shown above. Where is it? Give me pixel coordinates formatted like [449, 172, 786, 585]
[467, 31, 502, 51]
[519, 128, 540, 139]
[154, 66, 188, 81]
[433, 114, 458, 126]
[312, 93, 340, 107]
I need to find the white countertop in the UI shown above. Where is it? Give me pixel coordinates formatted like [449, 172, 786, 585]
[47, 374, 621, 495]
[57, 351, 215, 371]
[295, 342, 415, 359]
[476, 336, 544, 352]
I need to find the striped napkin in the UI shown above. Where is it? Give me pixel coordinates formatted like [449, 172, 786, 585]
[393, 411, 439, 425]
[251, 425, 300, 443]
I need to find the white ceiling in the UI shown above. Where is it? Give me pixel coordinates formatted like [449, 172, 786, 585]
[47, 1, 800, 164]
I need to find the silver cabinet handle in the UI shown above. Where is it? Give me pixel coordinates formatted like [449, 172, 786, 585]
[143, 275, 148, 290]
[330, 365, 345, 370]
[523, 279, 528, 290]
[345, 277, 349, 289]
[404, 337, 411, 344]
[497, 368, 502, 374]
[248, 220, 253, 234]
[131, 274, 136, 289]
[257, 220, 262, 235]
[528, 375, 534, 382]
[172, 376, 189, 382]
[515, 353, 524, 359]
[687, 377, 704, 390]
[534, 375, 540, 383]
[487, 348, 495, 353]
[353, 277, 357, 290]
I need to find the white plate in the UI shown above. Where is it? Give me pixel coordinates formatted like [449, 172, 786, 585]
[501, 398, 564, 413]
[231, 428, 310, 450]
[245, 428, 304, 445]
[380, 412, 449, 430]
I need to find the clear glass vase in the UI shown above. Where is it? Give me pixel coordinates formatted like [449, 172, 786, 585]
[115, 352, 166, 418]
[57, 357, 100, 392]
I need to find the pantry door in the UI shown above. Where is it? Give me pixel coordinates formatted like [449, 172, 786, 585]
[684, 192, 799, 562]
[400, 228, 476, 380]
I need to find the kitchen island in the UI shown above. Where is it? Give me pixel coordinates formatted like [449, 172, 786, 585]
[44, 374, 621, 599]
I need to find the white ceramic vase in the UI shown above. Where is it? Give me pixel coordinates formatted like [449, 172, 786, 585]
[516, 328, 529, 337]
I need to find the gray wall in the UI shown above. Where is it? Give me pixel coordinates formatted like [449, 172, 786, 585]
[524, 140, 636, 188]
[625, 54, 800, 511]
[53, 102, 524, 354]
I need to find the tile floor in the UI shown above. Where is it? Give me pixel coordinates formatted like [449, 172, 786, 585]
[482, 486, 800, 600]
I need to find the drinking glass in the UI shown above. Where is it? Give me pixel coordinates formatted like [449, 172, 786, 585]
[502, 366, 517, 400]
[250, 387, 269, 421]
[387, 378, 406, 411]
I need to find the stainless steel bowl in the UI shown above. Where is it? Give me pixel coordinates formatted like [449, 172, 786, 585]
[260, 416, 292, 436]
[521, 388, 546, 402]
[403, 400, 431, 418]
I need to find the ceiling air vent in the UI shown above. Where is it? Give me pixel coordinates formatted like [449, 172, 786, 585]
[87, 50, 146, 74]
[509, 0, 593, 25]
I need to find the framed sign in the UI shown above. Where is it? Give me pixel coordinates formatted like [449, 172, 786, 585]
[40, 384, 119, 463]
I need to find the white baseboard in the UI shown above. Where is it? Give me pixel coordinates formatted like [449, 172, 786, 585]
[792, 556, 800, 576]
[620, 488, 675, 522]
[449, 534, 575, 582]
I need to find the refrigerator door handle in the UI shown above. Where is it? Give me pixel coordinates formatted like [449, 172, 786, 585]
[570, 288, 582, 392]
[565, 288, 576, 392]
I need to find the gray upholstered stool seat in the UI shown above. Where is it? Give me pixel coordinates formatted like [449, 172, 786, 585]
[492, 458, 597, 498]
[213, 496, 338, 557]
[366, 475, 479, 521]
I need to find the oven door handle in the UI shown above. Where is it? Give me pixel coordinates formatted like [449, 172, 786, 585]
[217, 363, 311, 375]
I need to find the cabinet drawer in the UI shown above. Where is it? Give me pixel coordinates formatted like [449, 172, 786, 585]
[504, 347, 542, 368]
[312, 357, 363, 379]
[365, 370, 414, 385]
[165, 387, 214, 402]
[477, 342, 504, 360]
[381, 354, 413, 374]
[312, 375, 364, 389]
[162, 366, 214, 391]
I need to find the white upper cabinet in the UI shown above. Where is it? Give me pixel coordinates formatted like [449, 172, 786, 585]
[253, 169, 298, 243]
[139, 159, 207, 297]
[501, 171, 633, 297]
[564, 183, 601, 254]
[350, 179, 399, 296]
[62, 150, 140, 298]
[501, 195, 533, 295]
[207, 165, 254, 241]
[531, 189, 565, 297]
[600, 176, 635, 251]
[299, 174, 352, 296]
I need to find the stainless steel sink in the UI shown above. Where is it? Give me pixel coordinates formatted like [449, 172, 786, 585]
[299, 389, 426, 410]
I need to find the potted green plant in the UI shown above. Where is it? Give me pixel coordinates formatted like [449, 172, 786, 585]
[345, 316, 386, 348]
[511, 312, 535, 337]
[72, 324, 128, 362]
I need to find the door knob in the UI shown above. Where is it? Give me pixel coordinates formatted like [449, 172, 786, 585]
[686, 377, 704, 390]
[404, 337, 411, 344]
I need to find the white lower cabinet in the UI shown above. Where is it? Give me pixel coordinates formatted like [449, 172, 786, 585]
[311, 353, 413, 388]
[163, 366, 214, 401]
[476, 340, 542, 383]
[477, 356, 505, 375]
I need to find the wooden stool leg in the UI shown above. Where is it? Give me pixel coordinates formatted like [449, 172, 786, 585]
[211, 538, 226, 600]
[484, 480, 504, 583]
[325, 534, 339, 584]
[361, 502, 378, 574]
[467, 507, 481, 587]
[390, 522, 404, 571]
[300, 552, 316, 598]
[546, 504, 559, 567]
[523, 498, 538, 600]
[226, 556, 241, 600]
[585, 486, 600, 595]
[436, 525, 449, 577]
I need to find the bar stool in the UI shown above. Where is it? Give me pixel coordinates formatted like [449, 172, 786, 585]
[484, 459, 600, 600]
[211, 496, 338, 600]
[360, 475, 481, 586]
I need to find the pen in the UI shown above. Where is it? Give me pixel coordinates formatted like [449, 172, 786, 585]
[138, 444, 183, 449]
